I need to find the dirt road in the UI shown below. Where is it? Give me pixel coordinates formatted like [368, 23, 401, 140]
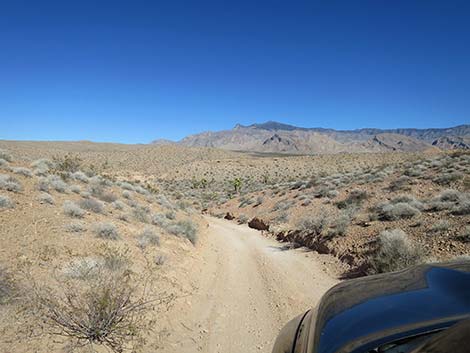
[163, 217, 338, 353]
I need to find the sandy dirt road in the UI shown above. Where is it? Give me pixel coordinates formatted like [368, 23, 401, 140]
[163, 217, 338, 353]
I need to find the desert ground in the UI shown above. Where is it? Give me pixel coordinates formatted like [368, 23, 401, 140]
[0, 140, 469, 352]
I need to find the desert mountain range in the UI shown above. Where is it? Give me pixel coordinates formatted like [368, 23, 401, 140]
[153, 121, 470, 154]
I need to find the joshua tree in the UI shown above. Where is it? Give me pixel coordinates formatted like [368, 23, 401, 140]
[231, 178, 242, 193]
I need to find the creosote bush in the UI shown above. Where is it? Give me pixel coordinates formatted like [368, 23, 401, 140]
[31, 269, 161, 352]
[369, 229, 426, 274]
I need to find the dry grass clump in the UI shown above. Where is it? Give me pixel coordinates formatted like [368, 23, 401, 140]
[0, 174, 22, 193]
[93, 222, 119, 240]
[0, 195, 14, 209]
[369, 229, 426, 274]
[63, 201, 85, 218]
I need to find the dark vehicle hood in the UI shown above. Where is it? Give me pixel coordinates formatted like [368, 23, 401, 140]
[311, 261, 470, 353]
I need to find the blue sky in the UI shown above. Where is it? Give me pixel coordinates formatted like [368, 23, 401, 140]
[1, 0, 469, 143]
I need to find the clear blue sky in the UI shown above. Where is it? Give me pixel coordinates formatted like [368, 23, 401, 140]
[1, 1, 469, 143]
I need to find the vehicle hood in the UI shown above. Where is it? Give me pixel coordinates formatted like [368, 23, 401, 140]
[312, 261, 470, 353]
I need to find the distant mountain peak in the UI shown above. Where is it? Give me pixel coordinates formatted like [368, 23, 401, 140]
[249, 121, 304, 131]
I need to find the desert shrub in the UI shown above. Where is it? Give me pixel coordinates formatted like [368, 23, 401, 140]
[65, 222, 86, 233]
[296, 212, 329, 235]
[118, 182, 135, 191]
[375, 202, 421, 220]
[101, 247, 131, 273]
[93, 222, 119, 240]
[372, 196, 423, 221]
[238, 214, 249, 224]
[156, 195, 173, 209]
[63, 257, 103, 280]
[122, 190, 133, 199]
[44, 175, 69, 193]
[71, 171, 89, 183]
[151, 213, 169, 228]
[434, 171, 464, 185]
[11, 167, 32, 177]
[117, 213, 130, 222]
[456, 227, 470, 243]
[31, 158, 55, 175]
[52, 154, 82, 173]
[430, 220, 450, 234]
[80, 191, 92, 198]
[167, 219, 198, 245]
[70, 185, 81, 194]
[369, 229, 426, 274]
[425, 190, 461, 212]
[0, 195, 14, 209]
[32, 270, 155, 352]
[133, 185, 150, 196]
[0, 174, 22, 193]
[112, 200, 126, 210]
[0, 158, 8, 167]
[79, 198, 105, 214]
[272, 199, 295, 212]
[63, 201, 85, 218]
[336, 189, 367, 209]
[137, 228, 160, 249]
[38, 192, 54, 205]
[328, 213, 350, 237]
[88, 182, 117, 203]
[154, 254, 167, 266]
[0, 149, 13, 162]
[0, 267, 14, 304]
[165, 210, 176, 220]
[451, 196, 470, 216]
[388, 175, 411, 191]
[37, 177, 50, 192]
[133, 205, 150, 223]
